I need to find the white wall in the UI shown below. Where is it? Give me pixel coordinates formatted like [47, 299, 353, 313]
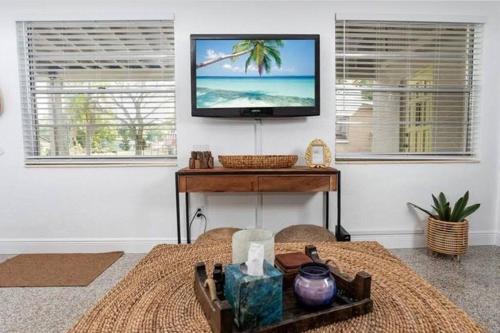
[0, 1, 499, 253]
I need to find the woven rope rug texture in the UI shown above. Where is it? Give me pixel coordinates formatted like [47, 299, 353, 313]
[69, 242, 484, 333]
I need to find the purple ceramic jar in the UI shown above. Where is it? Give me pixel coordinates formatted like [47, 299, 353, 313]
[293, 262, 336, 307]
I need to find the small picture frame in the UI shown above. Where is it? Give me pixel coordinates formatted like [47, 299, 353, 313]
[305, 139, 332, 168]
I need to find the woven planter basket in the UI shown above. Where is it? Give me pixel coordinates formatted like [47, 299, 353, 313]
[427, 217, 468, 256]
[218, 155, 298, 169]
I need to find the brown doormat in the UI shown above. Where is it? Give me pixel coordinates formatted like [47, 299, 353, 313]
[0, 251, 123, 287]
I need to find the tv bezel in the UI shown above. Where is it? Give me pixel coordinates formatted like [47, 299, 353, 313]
[191, 34, 320, 118]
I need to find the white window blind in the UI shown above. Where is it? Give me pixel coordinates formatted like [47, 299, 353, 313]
[17, 20, 175, 164]
[335, 20, 481, 161]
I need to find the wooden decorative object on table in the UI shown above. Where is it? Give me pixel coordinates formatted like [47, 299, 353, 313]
[218, 155, 298, 169]
[305, 139, 332, 168]
[427, 217, 468, 257]
[194, 245, 373, 333]
[189, 151, 214, 169]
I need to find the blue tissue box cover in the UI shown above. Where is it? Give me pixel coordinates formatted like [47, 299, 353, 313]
[224, 260, 283, 330]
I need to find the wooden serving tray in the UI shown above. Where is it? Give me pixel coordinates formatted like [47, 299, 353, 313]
[194, 245, 373, 333]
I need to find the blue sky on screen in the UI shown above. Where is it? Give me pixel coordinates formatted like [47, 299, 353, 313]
[196, 39, 315, 77]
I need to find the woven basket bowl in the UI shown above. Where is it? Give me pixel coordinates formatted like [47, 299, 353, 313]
[427, 217, 468, 256]
[218, 155, 298, 169]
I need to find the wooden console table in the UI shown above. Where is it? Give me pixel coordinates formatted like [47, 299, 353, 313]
[175, 167, 350, 244]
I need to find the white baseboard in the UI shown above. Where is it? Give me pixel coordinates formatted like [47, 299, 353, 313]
[0, 231, 497, 254]
[350, 230, 426, 249]
[350, 230, 498, 249]
[469, 231, 499, 246]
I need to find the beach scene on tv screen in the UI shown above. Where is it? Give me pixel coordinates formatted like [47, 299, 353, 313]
[195, 39, 315, 108]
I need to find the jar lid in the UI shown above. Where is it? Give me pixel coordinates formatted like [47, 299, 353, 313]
[299, 262, 331, 280]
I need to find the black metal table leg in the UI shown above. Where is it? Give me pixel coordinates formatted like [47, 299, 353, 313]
[325, 191, 329, 230]
[337, 171, 341, 236]
[335, 171, 351, 241]
[175, 173, 181, 244]
[186, 192, 191, 244]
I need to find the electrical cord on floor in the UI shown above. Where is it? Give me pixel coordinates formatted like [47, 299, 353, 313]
[188, 209, 200, 235]
[200, 213, 208, 233]
[188, 208, 208, 236]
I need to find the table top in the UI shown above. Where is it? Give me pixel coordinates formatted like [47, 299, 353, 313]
[176, 166, 339, 175]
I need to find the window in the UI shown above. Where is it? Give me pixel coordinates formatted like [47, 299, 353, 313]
[17, 20, 175, 164]
[335, 20, 481, 160]
[336, 115, 349, 141]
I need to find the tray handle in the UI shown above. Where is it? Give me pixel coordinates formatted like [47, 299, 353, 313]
[204, 278, 218, 302]
[194, 263, 233, 333]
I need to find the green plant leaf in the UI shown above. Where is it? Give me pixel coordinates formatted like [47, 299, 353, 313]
[458, 203, 480, 221]
[432, 194, 440, 211]
[435, 193, 451, 220]
[438, 192, 448, 208]
[443, 203, 451, 221]
[450, 191, 470, 222]
[462, 191, 470, 208]
[433, 206, 442, 219]
[408, 203, 436, 218]
[450, 197, 464, 222]
[432, 195, 442, 219]
[432, 194, 446, 219]
[425, 191, 479, 222]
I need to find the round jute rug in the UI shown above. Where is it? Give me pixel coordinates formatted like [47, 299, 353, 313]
[69, 242, 484, 333]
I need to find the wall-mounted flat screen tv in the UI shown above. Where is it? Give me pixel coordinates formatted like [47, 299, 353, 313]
[191, 34, 320, 118]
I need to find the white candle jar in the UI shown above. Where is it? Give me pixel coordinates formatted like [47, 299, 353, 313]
[232, 229, 275, 265]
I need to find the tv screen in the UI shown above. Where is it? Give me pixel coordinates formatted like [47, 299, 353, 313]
[191, 35, 320, 117]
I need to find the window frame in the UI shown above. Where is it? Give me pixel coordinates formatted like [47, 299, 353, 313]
[334, 17, 483, 163]
[17, 19, 177, 166]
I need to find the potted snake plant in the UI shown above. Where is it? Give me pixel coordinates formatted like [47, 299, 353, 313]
[408, 191, 480, 259]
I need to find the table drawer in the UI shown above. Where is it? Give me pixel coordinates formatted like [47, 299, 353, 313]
[258, 176, 332, 192]
[185, 176, 257, 192]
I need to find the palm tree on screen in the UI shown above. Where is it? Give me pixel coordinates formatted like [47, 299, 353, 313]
[196, 40, 283, 76]
[232, 40, 283, 75]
